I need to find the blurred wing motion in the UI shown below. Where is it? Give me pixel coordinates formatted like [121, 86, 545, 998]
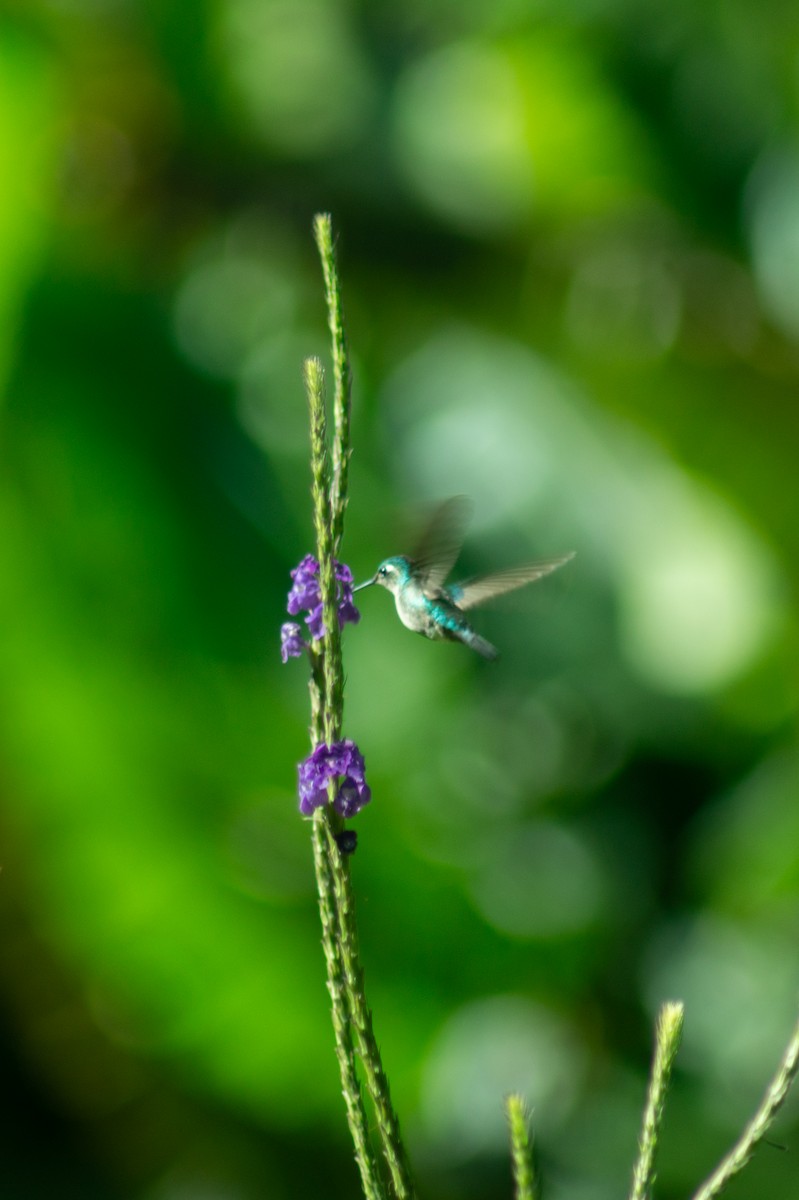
[411, 496, 473, 589]
[450, 553, 575, 610]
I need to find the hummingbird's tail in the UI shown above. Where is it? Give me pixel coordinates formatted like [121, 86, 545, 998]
[461, 629, 499, 660]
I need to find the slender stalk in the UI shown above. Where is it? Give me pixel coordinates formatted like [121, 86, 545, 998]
[629, 1002, 684, 1200]
[304, 354, 384, 1200]
[312, 813, 385, 1200]
[322, 818, 416, 1200]
[506, 1094, 537, 1200]
[309, 649, 324, 747]
[690, 1012, 799, 1200]
[313, 213, 352, 555]
[305, 354, 344, 745]
[305, 214, 416, 1200]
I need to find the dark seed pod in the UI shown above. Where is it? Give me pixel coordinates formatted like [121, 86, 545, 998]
[334, 829, 358, 856]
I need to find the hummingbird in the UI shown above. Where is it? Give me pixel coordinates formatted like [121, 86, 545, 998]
[353, 497, 574, 660]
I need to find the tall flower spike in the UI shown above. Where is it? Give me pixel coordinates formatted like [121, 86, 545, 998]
[296, 216, 415, 1200]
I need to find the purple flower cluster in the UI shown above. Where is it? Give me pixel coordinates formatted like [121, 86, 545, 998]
[280, 554, 360, 661]
[298, 739, 371, 817]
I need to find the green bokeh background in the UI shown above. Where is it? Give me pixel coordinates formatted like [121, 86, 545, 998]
[2, 3, 799, 1198]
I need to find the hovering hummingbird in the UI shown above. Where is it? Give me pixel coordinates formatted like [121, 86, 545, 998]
[353, 497, 574, 660]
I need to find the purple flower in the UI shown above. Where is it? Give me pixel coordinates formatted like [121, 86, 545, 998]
[280, 622, 306, 662]
[337, 594, 360, 627]
[287, 554, 319, 615]
[306, 604, 326, 642]
[284, 555, 360, 652]
[336, 778, 371, 818]
[297, 739, 372, 818]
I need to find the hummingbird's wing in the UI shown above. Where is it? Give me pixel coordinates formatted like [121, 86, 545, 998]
[411, 496, 473, 589]
[449, 553, 575, 610]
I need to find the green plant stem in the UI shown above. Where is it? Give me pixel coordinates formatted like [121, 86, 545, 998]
[690, 1012, 799, 1200]
[322, 818, 416, 1200]
[313, 213, 351, 555]
[305, 355, 342, 744]
[312, 811, 385, 1200]
[629, 1001, 684, 1200]
[304, 355, 384, 1200]
[506, 1094, 537, 1200]
[306, 216, 416, 1200]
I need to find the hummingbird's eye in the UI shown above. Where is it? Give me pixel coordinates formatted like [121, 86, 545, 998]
[378, 565, 388, 577]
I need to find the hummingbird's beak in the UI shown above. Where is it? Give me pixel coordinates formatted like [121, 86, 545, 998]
[353, 576, 376, 593]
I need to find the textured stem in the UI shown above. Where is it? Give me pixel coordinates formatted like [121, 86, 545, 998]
[506, 1094, 537, 1200]
[306, 216, 415, 1200]
[690, 1012, 799, 1200]
[322, 819, 416, 1200]
[309, 648, 324, 745]
[312, 812, 386, 1200]
[305, 355, 344, 746]
[629, 1002, 684, 1200]
[313, 213, 352, 555]
[305, 354, 383, 1199]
